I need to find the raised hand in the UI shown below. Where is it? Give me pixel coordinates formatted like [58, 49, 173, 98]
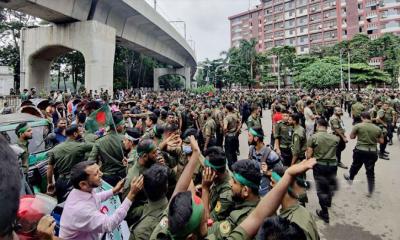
[202, 167, 216, 190]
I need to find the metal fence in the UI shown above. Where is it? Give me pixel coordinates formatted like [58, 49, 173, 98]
[0, 95, 21, 113]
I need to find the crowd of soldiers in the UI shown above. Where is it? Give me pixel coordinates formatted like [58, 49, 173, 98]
[5, 87, 400, 240]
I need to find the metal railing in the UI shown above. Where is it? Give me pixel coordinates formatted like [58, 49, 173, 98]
[0, 95, 21, 113]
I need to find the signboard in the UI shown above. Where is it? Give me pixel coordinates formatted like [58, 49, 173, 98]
[96, 181, 131, 240]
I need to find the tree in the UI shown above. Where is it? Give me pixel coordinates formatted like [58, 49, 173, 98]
[224, 39, 261, 87]
[292, 54, 317, 83]
[345, 63, 391, 85]
[348, 34, 371, 64]
[269, 46, 296, 86]
[370, 33, 400, 87]
[257, 52, 275, 86]
[0, 9, 39, 90]
[295, 60, 341, 89]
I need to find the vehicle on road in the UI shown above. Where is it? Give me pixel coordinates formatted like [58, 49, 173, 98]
[0, 113, 54, 193]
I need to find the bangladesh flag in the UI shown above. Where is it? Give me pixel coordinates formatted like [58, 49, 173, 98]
[85, 104, 113, 134]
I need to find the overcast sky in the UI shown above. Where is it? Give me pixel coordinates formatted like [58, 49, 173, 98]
[148, 0, 260, 62]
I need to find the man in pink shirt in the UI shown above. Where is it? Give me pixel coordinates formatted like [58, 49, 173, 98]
[60, 160, 143, 240]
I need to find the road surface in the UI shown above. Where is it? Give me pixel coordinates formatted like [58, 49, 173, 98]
[237, 109, 400, 240]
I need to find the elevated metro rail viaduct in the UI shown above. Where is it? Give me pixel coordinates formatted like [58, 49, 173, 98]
[0, 0, 197, 92]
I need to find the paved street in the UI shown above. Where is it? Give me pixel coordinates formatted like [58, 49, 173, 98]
[238, 109, 400, 240]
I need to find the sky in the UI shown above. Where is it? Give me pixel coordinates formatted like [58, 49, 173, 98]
[146, 0, 261, 62]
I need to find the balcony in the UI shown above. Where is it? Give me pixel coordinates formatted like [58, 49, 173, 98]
[369, 57, 383, 67]
[285, 11, 296, 19]
[264, 1, 273, 7]
[297, 9, 308, 17]
[381, 13, 400, 21]
[366, 11, 378, 19]
[367, 23, 379, 30]
[365, 1, 379, 7]
[285, 30, 296, 37]
[310, 6, 322, 13]
[297, 28, 309, 35]
[369, 34, 380, 40]
[309, 25, 323, 33]
[323, 1, 337, 9]
[381, 26, 400, 33]
[379, 2, 400, 9]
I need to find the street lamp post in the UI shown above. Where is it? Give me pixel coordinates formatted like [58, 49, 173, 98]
[339, 49, 344, 89]
[276, 55, 281, 90]
[347, 51, 351, 90]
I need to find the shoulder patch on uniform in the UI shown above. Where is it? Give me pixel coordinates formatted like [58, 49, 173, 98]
[215, 201, 222, 213]
[219, 220, 231, 235]
[160, 217, 168, 228]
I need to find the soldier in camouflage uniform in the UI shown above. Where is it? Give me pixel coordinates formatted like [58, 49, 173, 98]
[203, 108, 217, 153]
[351, 95, 365, 125]
[307, 118, 339, 223]
[129, 164, 169, 240]
[330, 107, 348, 169]
[274, 110, 293, 167]
[223, 103, 241, 169]
[290, 113, 307, 166]
[370, 99, 389, 160]
[205, 160, 261, 239]
[203, 147, 234, 221]
[15, 122, 33, 177]
[246, 104, 262, 130]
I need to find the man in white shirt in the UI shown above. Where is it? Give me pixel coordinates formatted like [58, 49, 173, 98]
[304, 100, 316, 139]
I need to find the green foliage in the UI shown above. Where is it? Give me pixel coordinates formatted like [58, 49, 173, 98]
[191, 84, 215, 94]
[160, 75, 184, 89]
[51, 51, 85, 91]
[347, 34, 371, 63]
[295, 58, 391, 89]
[268, 46, 296, 86]
[295, 60, 341, 89]
[344, 63, 391, 84]
[0, 9, 38, 90]
[292, 54, 317, 79]
[297, 33, 400, 88]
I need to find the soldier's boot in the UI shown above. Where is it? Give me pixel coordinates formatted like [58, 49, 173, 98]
[316, 208, 329, 224]
[379, 153, 390, 160]
[343, 173, 353, 185]
[383, 152, 389, 156]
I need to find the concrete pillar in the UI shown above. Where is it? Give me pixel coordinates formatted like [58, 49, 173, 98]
[154, 67, 191, 91]
[20, 21, 116, 94]
[183, 67, 191, 90]
[29, 59, 52, 92]
[153, 68, 162, 91]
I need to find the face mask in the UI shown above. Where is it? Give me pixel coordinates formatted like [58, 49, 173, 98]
[182, 145, 192, 155]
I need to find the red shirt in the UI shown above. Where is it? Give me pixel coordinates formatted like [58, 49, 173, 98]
[272, 112, 283, 124]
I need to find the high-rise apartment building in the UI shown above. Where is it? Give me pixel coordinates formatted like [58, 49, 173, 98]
[229, 0, 400, 54]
